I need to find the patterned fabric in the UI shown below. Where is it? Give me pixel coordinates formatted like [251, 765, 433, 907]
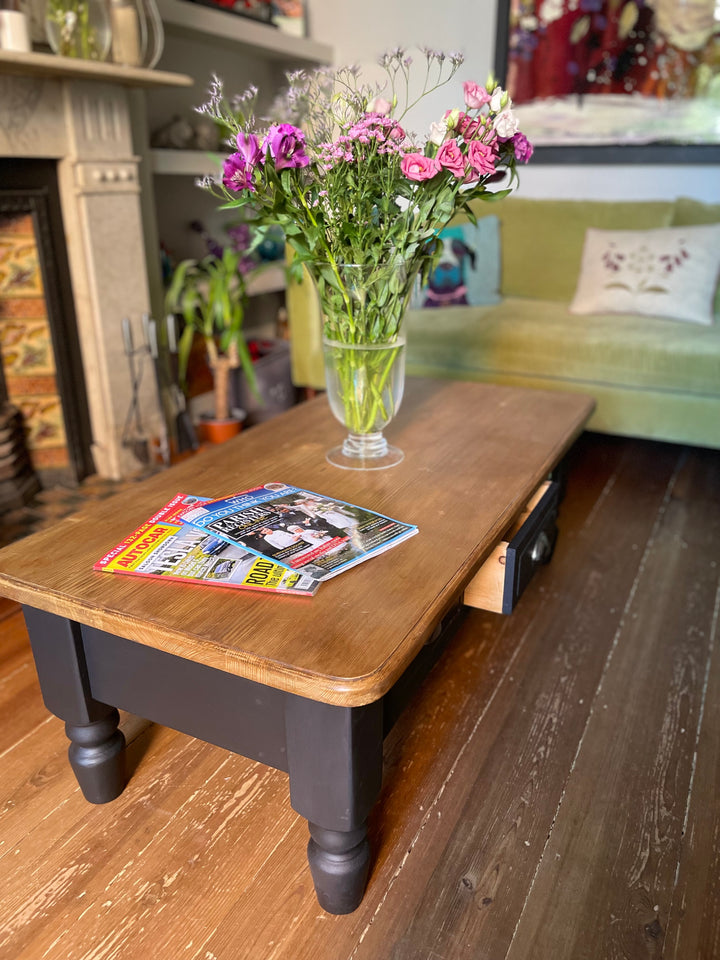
[570, 225, 720, 326]
[412, 216, 501, 309]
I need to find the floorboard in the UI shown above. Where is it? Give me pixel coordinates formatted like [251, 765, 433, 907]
[0, 434, 718, 960]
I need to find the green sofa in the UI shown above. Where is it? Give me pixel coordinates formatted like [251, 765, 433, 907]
[286, 196, 720, 449]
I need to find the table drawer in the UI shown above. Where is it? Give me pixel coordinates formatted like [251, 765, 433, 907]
[464, 480, 559, 615]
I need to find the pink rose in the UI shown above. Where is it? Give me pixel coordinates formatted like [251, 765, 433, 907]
[436, 139, 466, 178]
[368, 97, 392, 116]
[401, 152, 441, 182]
[463, 81, 491, 110]
[457, 112, 483, 140]
[467, 140, 497, 177]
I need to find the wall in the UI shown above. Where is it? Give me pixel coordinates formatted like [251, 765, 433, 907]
[306, 0, 719, 204]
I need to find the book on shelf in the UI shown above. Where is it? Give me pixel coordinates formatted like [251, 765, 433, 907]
[179, 482, 418, 581]
[94, 493, 320, 596]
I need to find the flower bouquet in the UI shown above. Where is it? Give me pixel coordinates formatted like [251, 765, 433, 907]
[199, 49, 532, 467]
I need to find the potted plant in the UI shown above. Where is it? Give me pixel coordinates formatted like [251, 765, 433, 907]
[165, 246, 259, 443]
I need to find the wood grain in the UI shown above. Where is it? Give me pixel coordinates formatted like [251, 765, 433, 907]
[3, 435, 719, 960]
[505, 446, 720, 960]
[0, 381, 594, 705]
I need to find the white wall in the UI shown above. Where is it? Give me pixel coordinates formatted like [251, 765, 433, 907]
[306, 0, 719, 204]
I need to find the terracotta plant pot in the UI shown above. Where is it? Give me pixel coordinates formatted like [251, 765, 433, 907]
[196, 416, 243, 445]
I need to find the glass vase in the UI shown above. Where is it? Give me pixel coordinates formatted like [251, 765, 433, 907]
[310, 258, 416, 470]
[108, 0, 164, 68]
[323, 335, 406, 470]
[45, 0, 111, 60]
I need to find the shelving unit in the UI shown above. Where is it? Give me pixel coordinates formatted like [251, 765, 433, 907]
[156, 0, 332, 64]
[0, 49, 191, 87]
[150, 148, 221, 176]
[135, 0, 330, 378]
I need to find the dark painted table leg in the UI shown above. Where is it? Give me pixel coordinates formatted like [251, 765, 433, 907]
[22, 606, 127, 804]
[285, 695, 384, 914]
[65, 709, 126, 804]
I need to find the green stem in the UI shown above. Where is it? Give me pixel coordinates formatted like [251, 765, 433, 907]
[294, 185, 355, 335]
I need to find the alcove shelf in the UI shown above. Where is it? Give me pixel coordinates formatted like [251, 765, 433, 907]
[0, 49, 191, 87]
[156, 0, 333, 64]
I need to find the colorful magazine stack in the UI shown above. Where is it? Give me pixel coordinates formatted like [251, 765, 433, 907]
[95, 485, 417, 595]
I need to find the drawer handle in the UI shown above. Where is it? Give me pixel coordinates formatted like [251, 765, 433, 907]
[531, 531, 553, 564]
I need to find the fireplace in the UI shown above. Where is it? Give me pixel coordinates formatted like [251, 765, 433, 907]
[0, 56, 184, 480]
[0, 159, 94, 483]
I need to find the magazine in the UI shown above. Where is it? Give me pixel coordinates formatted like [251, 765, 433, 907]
[180, 483, 418, 581]
[94, 493, 320, 596]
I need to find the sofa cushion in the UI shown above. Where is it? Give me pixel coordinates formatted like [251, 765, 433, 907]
[412, 217, 501, 308]
[405, 298, 720, 397]
[569, 225, 720, 326]
[672, 197, 720, 314]
[460, 198, 675, 301]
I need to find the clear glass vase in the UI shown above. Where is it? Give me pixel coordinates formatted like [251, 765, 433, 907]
[45, 0, 111, 60]
[310, 258, 416, 470]
[323, 335, 406, 470]
[108, 0, 164, 68]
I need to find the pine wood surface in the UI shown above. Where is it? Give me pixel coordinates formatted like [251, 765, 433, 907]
[1, 433, 718, 960]
[0, 381, 594, 705]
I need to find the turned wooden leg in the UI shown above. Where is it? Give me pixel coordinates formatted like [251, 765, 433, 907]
[307, 821, 371, 915]
[22, 606, 128, 804]
[66, 708, 126, 804]
[285, 695, 383, 915]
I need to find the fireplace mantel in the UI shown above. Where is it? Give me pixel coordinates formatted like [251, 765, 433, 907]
[0, 49, 192, 88]
[1, 53, 190, 479]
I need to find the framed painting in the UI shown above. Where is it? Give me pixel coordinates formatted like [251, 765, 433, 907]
[494, 0, 720, 163]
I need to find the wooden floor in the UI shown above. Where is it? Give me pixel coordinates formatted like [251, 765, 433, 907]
[1, 433, 719, 960]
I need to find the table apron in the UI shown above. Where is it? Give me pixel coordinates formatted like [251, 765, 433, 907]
[82, 625, 291, 774]
[22, 605, 386, 832]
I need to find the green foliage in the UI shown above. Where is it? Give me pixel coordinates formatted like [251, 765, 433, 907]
[198, 50, 529, 346]
[164, 248, 258, 417]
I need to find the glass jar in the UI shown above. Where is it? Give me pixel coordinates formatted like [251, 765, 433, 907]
[109, 0, 164, 68]
[44, 0, 111, 60]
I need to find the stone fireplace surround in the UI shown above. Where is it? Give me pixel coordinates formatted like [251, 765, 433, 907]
[1, 52, 190, 479]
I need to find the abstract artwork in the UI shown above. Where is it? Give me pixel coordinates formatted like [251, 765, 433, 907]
[496, 0, 720, 151]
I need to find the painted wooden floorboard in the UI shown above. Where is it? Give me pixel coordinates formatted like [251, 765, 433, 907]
[351, 438, 683, 960]
[506, 447, 720, 960]
[0, 436, 718, 960]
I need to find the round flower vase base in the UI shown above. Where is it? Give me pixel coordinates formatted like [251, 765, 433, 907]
[326, 433, 404, 471]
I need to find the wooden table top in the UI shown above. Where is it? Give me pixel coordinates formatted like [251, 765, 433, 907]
[0, 380, 594, 706]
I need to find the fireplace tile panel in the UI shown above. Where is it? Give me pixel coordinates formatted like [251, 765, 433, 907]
[0, 211, 69, 471]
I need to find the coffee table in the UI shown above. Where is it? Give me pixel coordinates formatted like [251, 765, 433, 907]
[0, 380, 594, 914]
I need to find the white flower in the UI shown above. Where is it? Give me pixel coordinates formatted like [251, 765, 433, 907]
[490, 87, 512, 112]
[494, 109, 519, 139]
[428, 120, 448, 145]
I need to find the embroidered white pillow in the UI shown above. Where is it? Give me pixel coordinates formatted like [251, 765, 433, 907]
[569, 225, 720, 326]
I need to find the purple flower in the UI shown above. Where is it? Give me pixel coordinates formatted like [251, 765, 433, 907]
[263, 123, 310, 170]
[222, 153, 255, 192]
[236, 131, 262, 166]
[511, 131, 534, 163]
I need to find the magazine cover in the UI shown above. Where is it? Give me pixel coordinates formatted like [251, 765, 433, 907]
[94, 493, 320, 596]
[180, 483, 418, 581]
